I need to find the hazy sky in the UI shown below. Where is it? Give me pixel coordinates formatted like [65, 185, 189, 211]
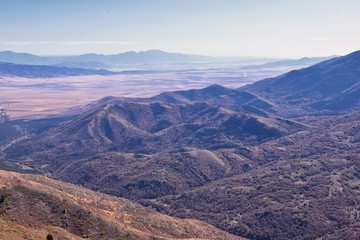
[0, 0, 359, 57]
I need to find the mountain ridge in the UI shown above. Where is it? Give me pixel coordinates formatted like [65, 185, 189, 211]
[241, 50, 360, 116]
[0, 50, 241, 68]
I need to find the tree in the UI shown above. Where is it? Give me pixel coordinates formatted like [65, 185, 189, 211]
[46, 234, 54, 240]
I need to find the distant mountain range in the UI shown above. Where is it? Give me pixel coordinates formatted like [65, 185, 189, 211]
[242, 56, 336, 69]
[0, 62, 116, 78]
[0, 50, 335, 70]
[0, 50, 246, 69]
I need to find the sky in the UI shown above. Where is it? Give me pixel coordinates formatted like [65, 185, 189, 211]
[0, 0, 359, 58]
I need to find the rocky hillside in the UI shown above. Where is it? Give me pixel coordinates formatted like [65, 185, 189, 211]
[0, 170, 242, 240]
[145, 113, 360, 239]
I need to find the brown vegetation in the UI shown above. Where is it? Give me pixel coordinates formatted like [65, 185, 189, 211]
[0, 170, 242, 240]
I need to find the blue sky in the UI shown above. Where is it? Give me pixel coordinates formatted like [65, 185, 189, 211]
[0, 0, 359, 57]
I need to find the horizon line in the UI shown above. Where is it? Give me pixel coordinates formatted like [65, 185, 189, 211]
[0, 48, 340, 60]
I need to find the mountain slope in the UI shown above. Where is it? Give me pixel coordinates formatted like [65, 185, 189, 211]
[6, 101, 298, 162]
[3, 106, 359, 240]
[0, 169, 242, 240]
[144, 113, 360, 240]
[241, 50, 360, 116]
[4, 101, 304, 201]
[0, 122, 22, 145]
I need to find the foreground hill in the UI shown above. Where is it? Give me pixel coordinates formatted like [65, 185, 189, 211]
[0, 170, 242, 240]
[241, 50, 360, 116]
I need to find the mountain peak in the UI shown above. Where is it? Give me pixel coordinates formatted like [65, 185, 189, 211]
[142, 49, 166, 54]
[205, 83, 229, 90]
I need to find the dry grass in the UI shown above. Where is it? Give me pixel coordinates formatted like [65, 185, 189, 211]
[0, 170, 243, 240]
